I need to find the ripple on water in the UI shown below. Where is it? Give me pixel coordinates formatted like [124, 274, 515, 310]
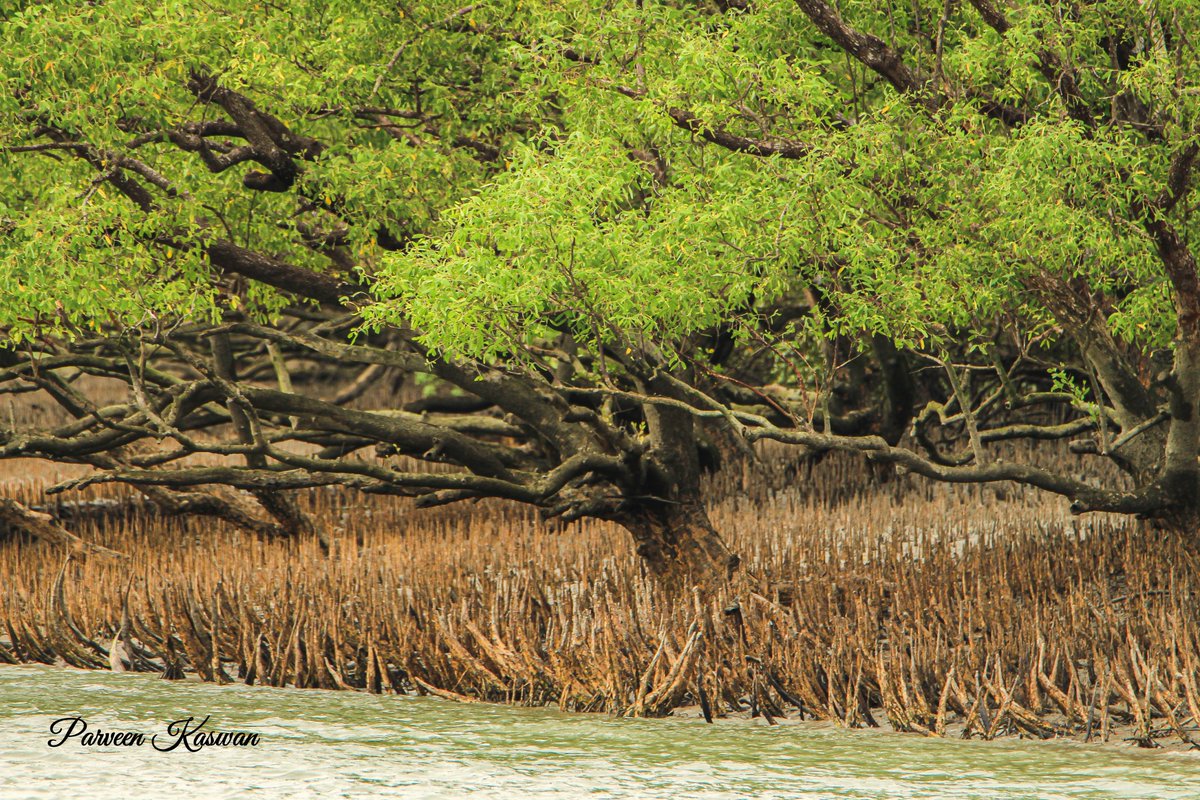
[1, 664, 1198, 800]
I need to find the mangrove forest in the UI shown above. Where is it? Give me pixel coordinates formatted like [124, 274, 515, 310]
[4, 0, 1200, 771]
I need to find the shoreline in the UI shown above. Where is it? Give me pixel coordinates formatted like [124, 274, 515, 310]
[4, 660, 1197, 756]
[7, 662, 1200, 800]
[3, 457, 1200, 758]
[667, 703, 1200, 755]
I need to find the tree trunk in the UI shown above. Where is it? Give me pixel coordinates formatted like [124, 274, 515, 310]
[1159, 337, 1200, 514]
[620, 499, 739, 588]
[626, 372, 740, 587]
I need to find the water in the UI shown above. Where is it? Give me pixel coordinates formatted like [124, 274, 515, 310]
[0, 665, 1196, 799]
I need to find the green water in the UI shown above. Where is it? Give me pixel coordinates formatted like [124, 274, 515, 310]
[0, 665, 1197, 799]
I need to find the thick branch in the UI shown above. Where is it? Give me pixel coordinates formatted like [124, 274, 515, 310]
[205, 240, 364, 305]
[793, 0, 933, 103]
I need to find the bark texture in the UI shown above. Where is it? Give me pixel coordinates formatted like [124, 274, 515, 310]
[621, 499, 739, 587]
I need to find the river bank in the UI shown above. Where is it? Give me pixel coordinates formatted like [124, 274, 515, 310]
[668, 705, 1200, 754]
[3, 447, 1199, 751]
[3, 663, 1199, 800]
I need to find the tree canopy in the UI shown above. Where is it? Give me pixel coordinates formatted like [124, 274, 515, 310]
[3, 0, 1200, 583]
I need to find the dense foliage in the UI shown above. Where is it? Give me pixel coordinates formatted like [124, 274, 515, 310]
[3, 0, 1200, 581]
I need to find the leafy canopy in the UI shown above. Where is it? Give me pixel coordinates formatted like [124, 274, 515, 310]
[1, 0, 1196, 363]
